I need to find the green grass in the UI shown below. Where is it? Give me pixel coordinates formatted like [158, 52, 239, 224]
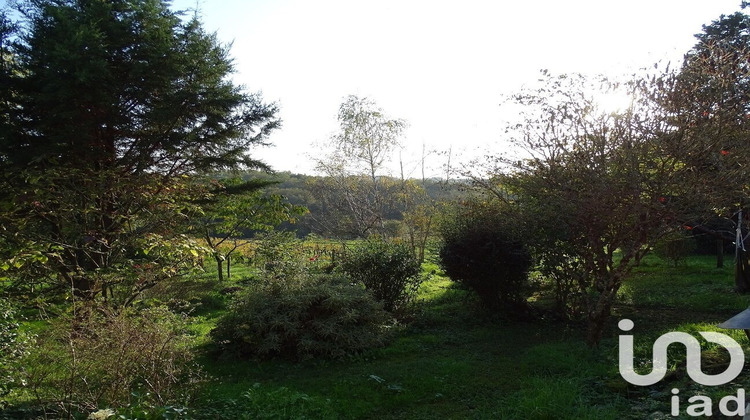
[196, 321, 618, 419]
[618, 254, 749, 312]
[188, 258, 629, 419]
[8, 251, 750, 419]
[186, 252, 750, 419]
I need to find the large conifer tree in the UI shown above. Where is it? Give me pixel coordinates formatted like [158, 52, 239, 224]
[0, 0, 279, 304]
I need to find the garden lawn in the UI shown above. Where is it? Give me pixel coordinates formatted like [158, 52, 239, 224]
[190, 253, 750, 419]
[7, 253, 750, 419]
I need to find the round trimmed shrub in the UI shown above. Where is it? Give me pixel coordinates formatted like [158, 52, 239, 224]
[211, 274, 393, 360]
[438, 203, 532, 313]
[339, 240, 422, 312]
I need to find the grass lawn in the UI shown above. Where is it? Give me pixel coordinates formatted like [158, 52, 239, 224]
[6, 252, 750, 419]
[193, 272, 620, 419]
[178, 253, 750, 419]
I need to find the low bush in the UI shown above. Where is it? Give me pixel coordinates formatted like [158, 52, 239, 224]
[339, 240, 422, 312]
[438, 202, 532, 313]
[23, 306, 204, 417]
[211, 274, 393, 360]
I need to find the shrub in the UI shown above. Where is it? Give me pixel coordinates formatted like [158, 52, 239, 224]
[211, 274, 393, 360]
[252, 231, 306, 288]
[23, 307, 204, 417]
[339, 240, 422, 312]
[438, 202, 532, 313]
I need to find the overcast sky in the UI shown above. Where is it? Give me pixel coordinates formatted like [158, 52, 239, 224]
[170, 0, 741, 177]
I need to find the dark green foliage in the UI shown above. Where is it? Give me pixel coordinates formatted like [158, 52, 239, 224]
[193, 177, 306, 283]
[2, 0, 278, 173]
[339, 240, 423, 312]
[438, 202, 532, 313]
[668, 10, 750, 291]
[677, 11, 750, 128]
[211, 274, 393, 360]
[0, 0, 280, 303]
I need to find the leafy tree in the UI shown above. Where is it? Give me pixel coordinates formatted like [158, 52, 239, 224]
[312, 95, 406, 237]
[193, 178, 306, 282]
[1, 171, 209, 307]
[399, 180, 437, 263]
[307, 174, 404, 238]
[0, 0, 279, 305]
[2, 0, 277, 172]
[329, 95, 406, 183]
[662, 10, 750, 291]
[489, 72, 679, 345]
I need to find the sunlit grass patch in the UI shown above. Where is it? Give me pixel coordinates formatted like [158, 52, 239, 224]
[497, 376, 622, 420]
[618, 255, 748, 311]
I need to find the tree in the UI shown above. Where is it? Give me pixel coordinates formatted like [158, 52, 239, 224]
[312, 95, 406, 237]
[2, 0, 278, 173]
[330, 95, 406, 184]
[662, 10, 750, 291]
[0, 0, 279, 305]
[488, 72, 679, 345]
[192, 177, 306, 282]
[398, 179, 436, 263]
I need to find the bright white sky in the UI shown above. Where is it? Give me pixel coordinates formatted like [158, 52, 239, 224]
[170, 0, 742, 177]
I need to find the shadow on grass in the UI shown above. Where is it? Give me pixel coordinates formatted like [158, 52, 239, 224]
[194, 270, 628, 419]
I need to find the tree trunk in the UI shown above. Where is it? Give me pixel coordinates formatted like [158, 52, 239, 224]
[586, 306, 613, 347]
[215, 255, 224, 282]
[735, 250, 750, 293]
[419, 215, 433, 263]
[585, 280, 619, 347]
[735, 211, 750, 292]
[408, 228, 416, 258]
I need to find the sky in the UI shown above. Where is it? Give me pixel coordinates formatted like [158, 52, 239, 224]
[171, 0, 741, 177]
